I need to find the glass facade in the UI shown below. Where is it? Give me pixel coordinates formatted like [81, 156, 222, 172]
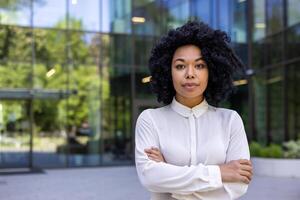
[0, 0, 299, 169]
[251, 0, 300, 144]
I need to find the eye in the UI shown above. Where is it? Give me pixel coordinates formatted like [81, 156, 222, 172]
[195, 64, 206, 69]
[175, 64, 185, 70]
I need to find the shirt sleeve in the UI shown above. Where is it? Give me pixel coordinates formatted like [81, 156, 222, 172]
[222, 111, 250, 199]
[135, 110, 223, 194]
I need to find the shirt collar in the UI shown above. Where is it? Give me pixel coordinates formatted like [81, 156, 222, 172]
[170, 97, 209, 118]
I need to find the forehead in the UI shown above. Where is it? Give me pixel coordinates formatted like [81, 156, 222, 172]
[173, 45, 202, 59]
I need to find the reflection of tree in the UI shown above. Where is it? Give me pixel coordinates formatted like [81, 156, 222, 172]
[0, 18, 103, 135]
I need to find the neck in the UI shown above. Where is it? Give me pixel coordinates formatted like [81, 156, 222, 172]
[175, 94, 204, 108]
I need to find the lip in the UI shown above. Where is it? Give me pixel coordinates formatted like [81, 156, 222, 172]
[182, 83, 199, 87]
[182, 83, 199, 90]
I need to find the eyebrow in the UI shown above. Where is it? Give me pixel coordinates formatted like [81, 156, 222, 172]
[174, 57, 204, 63]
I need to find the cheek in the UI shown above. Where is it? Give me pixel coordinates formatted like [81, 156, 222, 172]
[171, 69, 181, 87]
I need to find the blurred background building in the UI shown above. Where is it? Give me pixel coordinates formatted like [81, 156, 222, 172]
[0, 0, 299, 169]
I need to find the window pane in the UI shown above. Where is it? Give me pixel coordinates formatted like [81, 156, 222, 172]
[0, 26, 32, 63]
[287, 63, 300, 140]
[266, 0, 283, 34]
[33, 0, 66, 29]
[101, 0, 131, 33]
[231, 0, 247, 43]
[253, 0, 266, 41]
[132, 0, 162, 36]
[254, 70, 267, 143]
[287, 23, 300, 60]
[288, 0, 300, 27]
[102, 34, 132, 67]
[101, 66, 132, 165]
[190, 0, 210, 24]
[69, 0, 100, 31]
[268, 67, 284, 143]
[265, 33, 283, 65]
[67, 64, 101, 167]
[162, 0, 190, 30]
[33, 99, 67, 168]
[33, 29, 66, 89]
[0, 1, 30, 26]
[0, 100, 30, 167]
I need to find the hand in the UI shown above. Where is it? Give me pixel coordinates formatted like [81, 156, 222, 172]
[219, 159, 253, 184]
[144, 147, 166, 163]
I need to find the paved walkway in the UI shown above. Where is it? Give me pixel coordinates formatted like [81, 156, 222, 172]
[0, 166, 299, 200]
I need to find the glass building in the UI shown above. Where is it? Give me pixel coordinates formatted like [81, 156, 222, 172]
[0, 0, 299, 169]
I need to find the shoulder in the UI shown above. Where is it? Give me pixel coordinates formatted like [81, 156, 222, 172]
[208, 105, 238, 118]
[208, 105, 243, 125]
[137, 105, 171, 124]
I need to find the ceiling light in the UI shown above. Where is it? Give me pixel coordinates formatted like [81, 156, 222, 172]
[132, 17, 146, 23]
[46, 69, 56, 78]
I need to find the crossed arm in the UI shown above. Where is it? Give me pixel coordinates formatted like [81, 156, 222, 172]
[145, 147, 253, 184]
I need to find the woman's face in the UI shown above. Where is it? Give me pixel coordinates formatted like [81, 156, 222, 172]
[171, 44, 209, 105]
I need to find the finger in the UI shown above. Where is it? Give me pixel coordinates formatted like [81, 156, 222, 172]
[239, 159, 251, 165]
[240, 175, 250, 184]
[151, 147, 161, 152]
[148, 154, 159, 159]
[144, 149, 151, 153]
[240, 170, 252, 181]
[147, 149, 161, 156]
[148, 155, 161, 162]
[240, 165, 253, 173]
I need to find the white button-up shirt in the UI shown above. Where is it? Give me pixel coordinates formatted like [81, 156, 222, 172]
[135, 97, 250, 200]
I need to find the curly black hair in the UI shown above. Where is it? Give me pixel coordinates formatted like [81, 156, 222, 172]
[148, 21, 245, 106]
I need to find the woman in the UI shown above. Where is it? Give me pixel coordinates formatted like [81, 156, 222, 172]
[135, 21, 252, 200]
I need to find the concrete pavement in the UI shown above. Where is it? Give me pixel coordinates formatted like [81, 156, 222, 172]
[0, 166, 299, 200]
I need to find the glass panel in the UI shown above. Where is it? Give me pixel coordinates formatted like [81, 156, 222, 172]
[252, 40, 265, 69]
[253, 0, 266, 41]
[268, 67, 284, 143]
[33, 0, 66, 29]
[102, 34, 132, 67]
[190, 0, 210, 24]
[287, 23, 300, 60]
[65, 32, 101, 167]
[266, 0, 283, 35]
[161, 0, 190, 30]
[33, 29, 66, 89]
[132, 0, 162, 36]
[219, 0, 230, 33]
[265, 33, 283, 65]
[67, 64, 101, 167]
[287, 63, 300, 140]
[0, 62, 31, 89]
[254, 70, 267, 143]
[0, 100, 30, 168]
[101, 66, 132, 165]
[0, 1, 30, 26]
[135, 66, 153, 99]
[231, 0, 247, 43]
[33, 99, 67, 168]
[0, 26, 32, 63]
[288, 0, 300, 27]
[134, 35, 156, 67]
[101, 0, 131, 33]
[69, 0, 100, 31]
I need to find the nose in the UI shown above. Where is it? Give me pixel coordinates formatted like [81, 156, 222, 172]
[185, 65, 195, 79]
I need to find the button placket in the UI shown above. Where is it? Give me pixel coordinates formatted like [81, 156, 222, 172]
[188, 112, 197, 165]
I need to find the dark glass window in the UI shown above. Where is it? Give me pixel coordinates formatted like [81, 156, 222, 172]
[266, 0, 284, 35]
